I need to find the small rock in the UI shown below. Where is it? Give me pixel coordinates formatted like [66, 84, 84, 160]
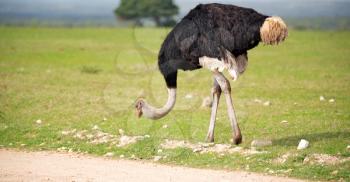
[297, 139, 309, 150]
[280, 120, 288, 124]
[68, 148, 73, 153]
[119, 154, 124, 158]
[157, 149, 163, 153]
[193, 148, 203, 153]
[254, 99, 262, 103]
[185, 94, 193, 99]
[9, 143, 13, 146]
[347, 145, 350, 151]
[20, 144, 26, 147]
[104, 152, 114, 157]
[251, 139, 272, 147]
[39, 142, 46, 146]
[263, 101, 271, 106]
[329, 99, 335, 103]
[154, 156, 162, 161]
[320, 96, 325, 101]
[103, 117, 107, 121]
[201, 96, 212, 108]
[144, 134, 150, 138]
[162, 124, 168, 129]
[118, 129, 124, 135]
[331, 170, 338, 175]
[36, 119, 42, 124]
[92, 125, 99, 130]
[130, 154, 136, 159]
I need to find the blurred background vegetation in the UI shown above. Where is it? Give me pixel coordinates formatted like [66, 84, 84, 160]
[0, 0, 350, 30]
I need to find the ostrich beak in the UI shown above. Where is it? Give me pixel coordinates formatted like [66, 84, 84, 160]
[135, 99, 143, 118]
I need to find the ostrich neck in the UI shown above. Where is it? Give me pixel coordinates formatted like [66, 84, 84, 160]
[142, 88, 176, 120]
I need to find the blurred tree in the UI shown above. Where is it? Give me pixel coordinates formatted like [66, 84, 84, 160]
[114, 0, 179, 26]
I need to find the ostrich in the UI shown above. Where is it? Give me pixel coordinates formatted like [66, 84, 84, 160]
[135, 3, 288, 144]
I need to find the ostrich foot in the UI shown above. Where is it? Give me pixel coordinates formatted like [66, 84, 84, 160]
[206, 132, 214, 143]
[233, 133, 242, 145]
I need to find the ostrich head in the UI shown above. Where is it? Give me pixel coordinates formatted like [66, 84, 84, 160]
[135, 88, 176, 120]
[260, 16, 288, 45]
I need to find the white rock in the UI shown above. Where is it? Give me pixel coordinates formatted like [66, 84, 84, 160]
[329, 99, 335, 103]
[104, 152, 114, 157]
[103, 117, 107, 121]
[280, 120, 288, 124]
[154, 156, 162, 161]
[346, 145, 350, 151]
[118, 129, 124, 135]
[297, 139, 309, 150]
[320, 96, 325, 101]
[92, 125, 99, 130]
[162, 124, 168, 129]
[263, 101, 271, 106]
[193, 148, 202, 153]
[254, 99, 262, 103]
[36, 119, 42, 124]
[201, 96, 212, 108]
[157, 149, 163, 153]
[185, 94, 193, 99]
[119, 154, 124, 158]
[144, 134, 150, 138]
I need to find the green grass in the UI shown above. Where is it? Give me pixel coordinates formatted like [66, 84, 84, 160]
[0, 27, 349, 181]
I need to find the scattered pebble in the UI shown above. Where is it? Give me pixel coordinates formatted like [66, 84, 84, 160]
[92, 125, 99, 130]
[118, 129, 124, 135]
[297, 139, 309, 150]
[331, 170, 338, 175]
[161, 139, 267, 155]
[201, 96, 212, 108]
[251, 139, 272, 147]
[57, 147, 67, 152]
[329, 99, 335, 103]
[263, 101, 271, 106]
[193, 148, 202, 153]
[162, 124, 168, 129]
[104, 152, 114, 157]
[153, 156, 162, 161]
[280, 120, 288, 124]
[303, 154, 350, 165]
[36, 119, 42, 124]
[185, 94, 193, 99]
[253, 99, 262, 103]
[320, 96, 325, 101]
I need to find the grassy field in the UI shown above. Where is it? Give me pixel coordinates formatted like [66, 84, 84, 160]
[0, 27, 349, 181]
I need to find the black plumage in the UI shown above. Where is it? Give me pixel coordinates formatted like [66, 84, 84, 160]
[158, 3, 269, 88]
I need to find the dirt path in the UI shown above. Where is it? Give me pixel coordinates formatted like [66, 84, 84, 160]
[0, 149, 303, 182]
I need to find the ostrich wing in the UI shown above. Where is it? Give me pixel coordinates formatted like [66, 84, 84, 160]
[173, 19, 198, 55]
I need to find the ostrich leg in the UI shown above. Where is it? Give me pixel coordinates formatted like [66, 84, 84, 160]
[206, 79, 222, 142]
[213, 71, 242, 145]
